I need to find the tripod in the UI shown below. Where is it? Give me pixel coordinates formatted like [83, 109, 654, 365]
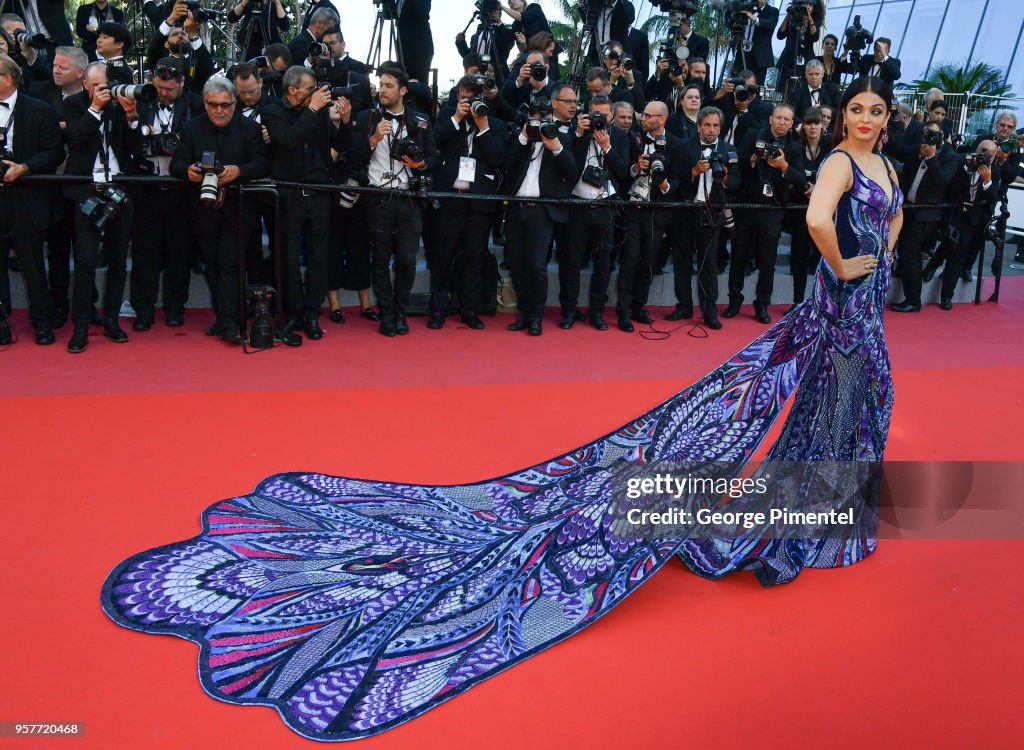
[367, 0, 405, 74]
[566, 9, 599, 93]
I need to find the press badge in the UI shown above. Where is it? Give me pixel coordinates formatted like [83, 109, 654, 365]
[93, 167, 109, 183]
[763, 182, 774, 198]
[458, 157, 476, 183]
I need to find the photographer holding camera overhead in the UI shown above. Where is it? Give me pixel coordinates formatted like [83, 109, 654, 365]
[170, 75, 268, 344]
[728, 0, 778, 86]
[63, 60, 141, 353]
[0, 53, 64, 347]
[457, 1, 515, 86]
[129, 56, 202, 331]
[600, 40, 644, 112]
[145, 1, 214, 94]
[228, 0, 289, 64]
[349, 65, 437, 338]
[75, 0, 124, 62]
[263, 65, 352, 345]
[774, 0, 822, 92]
[726, 101, 805, 325]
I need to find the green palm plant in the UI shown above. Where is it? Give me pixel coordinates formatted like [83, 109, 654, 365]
[914, 60, 1017, 133]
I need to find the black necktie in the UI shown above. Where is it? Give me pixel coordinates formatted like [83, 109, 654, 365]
[811, 89, 819, 103]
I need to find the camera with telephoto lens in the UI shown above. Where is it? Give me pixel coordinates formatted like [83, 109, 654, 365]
[787, 0, 815, 15]
[581, 165, 609, 189]
[539, 120, 560, 140]
[589, 111, 608, 132]
[338, 170, 369, 209]
[648, 140, 668, 181]
[705, 149, 735, 185]
[198, 150, 223, 206]
[726, 0, 760, 15]
[109, 83, 157, 104]
[138, 124, 181, 162]
[11, 28, 46, 49]
[729, 78, 758, 102]
[308, 41, 328, 59]
[755, 138, 785, 161]
[330, 85, 357, 99]
[965, 152, 991, 171]
[184, 0, 221, 23]
[670, 62, 684, 76]
[467, 74, 494, 116]
[393, 136, 424, 164]
[922, 128, 943, 147]
[529, 61, 547, 81]
[79, 185, 130, 231]
[245, 283, 275, 350]
[845, 15, 874, 53]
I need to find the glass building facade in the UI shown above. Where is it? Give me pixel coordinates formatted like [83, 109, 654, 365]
[777, 0, 1024, 97]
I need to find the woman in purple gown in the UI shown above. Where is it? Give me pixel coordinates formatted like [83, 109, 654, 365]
[103, 78, 904, 741]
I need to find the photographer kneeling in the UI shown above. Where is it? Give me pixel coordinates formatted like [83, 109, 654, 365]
[170, 76, 268, 343]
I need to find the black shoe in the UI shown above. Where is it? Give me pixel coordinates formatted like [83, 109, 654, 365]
[617, 313, 634, 333]
[631, 308, 652, 325]
[753, 302, 771, 324]
[133, 315, 154, 332]
[274, 324, 303, 347]
[703, 310, 722, 330]
[103, 318, 128, 342]
[528, 317, 542, 336]
[461, 312, 485, 329]
[427, 312, 446, 329]
[589, 311, 608, 331]
[304, 317, 324, 340]
[204, 324, 219, 336]
[329, 308, 345, 324]
[559, 311, 575, 329]
[379, 318, 397, 337]
[67, 324, 88, 353]
[939, 298, 953, 311]
[891, 300, 921, 313]
[507, 315, 528, 331]
[52, 305, 68, 329]
[90, 307, 103, 326]
[922, 267, 937, 283]
[361, 307, 380, 322]
[665, 306, 693, 321]
[395, 315, 409, 335]
[0, 315, 10, 345]
[165, 311, 184, 327]
[218, 329, 242, 345]
[33, 323, 55, 345]
[961, 269, 973, 282]
[722, 300, 741, 318]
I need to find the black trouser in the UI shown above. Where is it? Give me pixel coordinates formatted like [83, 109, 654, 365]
[561, 204, 615, 313]
[130, 187, 193, 320]
[506, 203, 556, 320]
[618, 206, 669, 314]
[281, 189, 331, 322]
[366, 194, 423, 320]
[729, 208, 784, 304]
[46, 197, 76, 312]
[431, 197, 492, 315]
[72, 200, 134, 325]
[897, 216, 940, 307]
[670, 211, 720, 313]
[788, 213, 820, 303]
[198, 220, 242, 332]
[0, 206, 52, 326]
[327, 200, 372, 292]
[940, 214, 986, 301]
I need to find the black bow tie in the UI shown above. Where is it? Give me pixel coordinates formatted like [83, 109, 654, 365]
[382, 111, 403, 121]
[0, 102, 10, 108]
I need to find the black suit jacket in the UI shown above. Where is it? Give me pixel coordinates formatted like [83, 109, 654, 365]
[75, 2, 125, 61]
[672, 137, 742, 202]
[943, 159, 999, 227]
[742, 3, 780, 70]
[737, 126, 807, 204]
[432, 110, 506, 209]
[596, 0, 635, 47]
[787, 81, 840, 123]
[500, 76, 553, 110]
[624, 27, 649, 85]
[61, 90, 140, 200]
[456, 23, 516, 83]
[397, 0, 434, 66]
[718, 96, 772, 147]
[12, 0, 72, 45]
[287, 30, 317, 67]
[504, 131, 577, 223]
[624, 130, 684, 203]
[859, 56, 902, 84]
[571, 124, 631, 196]
[349, 107, 440, 182]
[899, 143, 957, 222]
[227, 3, 289, 61]
[262, 96, 352, 183]
[679, 33, 709, 64]
[169, 112, 269, 232]
[1, 92, 65, 230]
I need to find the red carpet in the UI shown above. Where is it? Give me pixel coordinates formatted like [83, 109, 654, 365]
[3, 287, 1022, 749]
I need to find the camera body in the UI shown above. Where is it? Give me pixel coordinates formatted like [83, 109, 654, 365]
[0, 124, 12, 162]
[529, 62, 547, 81]
[198, 150, 223, 205]
[467, 73, 495, 117]
[109, 83, 157, 104]
[965, 152, 992, 171]
[755, 138, 785, 161]
[184, 0, 220, 23]
[308, 41, 329, 59]
[706, 149, 737, 184]
[79, 185, 130, 231]
[581, 165, 609, 189]
[408, 173, 433, 196]
[393, 136, 425, 164]
[139, 125, 181, 161]
[922, 128, 943, 147]
[474, 0, 500, 21]
[589, 112, 608, 132]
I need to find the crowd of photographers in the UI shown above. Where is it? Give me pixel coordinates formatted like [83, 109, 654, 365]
[0, 0, 1021, 353]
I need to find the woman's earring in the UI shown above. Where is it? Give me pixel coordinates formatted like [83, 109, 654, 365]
[842, 122, 848, 140]
[881, 127, 889, 145]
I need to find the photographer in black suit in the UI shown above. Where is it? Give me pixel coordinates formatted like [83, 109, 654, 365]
[27, 45, 85, 328]
[891, 121, 957, 313]
[858, 38, 901, 84]
[501, 48, 552, 108]
[561, 94, 629, 331]
[227, 0, 290, 63]
[785, 59, 838, 124]
[774, 0, 822, 88]
[397, 0, 434, 83]
[62, 60, 140, 353]
[974, 112, 1022, 196]
[935, 141, 999, 310]
[263, 65, 353, 344]
[170, 76, 269, 343]
[75, 0, 123, 61]
[306, 29, 373, 116]
[145, 4, 214, 95]
[1, 12, 51, 88]
[729, 0, 779, 85]
[503, 96, 576, 336]
[456, 3, 515, 85]
[667, 106, 741, 330]
[129, 56, 202, 330]
[287, 6, 337, 66]
[726, 102, 805, 324]
[675, 15, 709, 64]
[428, 75, 505, 330]
[349, 65, 437, 337]
[592, 1, 635, 52]
[0, 53, 64, 346]
[716, 70, 771, 148]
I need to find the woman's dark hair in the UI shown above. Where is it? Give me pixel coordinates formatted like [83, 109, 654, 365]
[798, 106, 824, 146]
[823, 33, 839, 47]
[832, 75, 895, 149]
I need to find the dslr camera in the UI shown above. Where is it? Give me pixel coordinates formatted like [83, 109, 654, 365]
[581, 164, 610, 189]
[589, 111, 608, 132]
[198, 150, 224, 206]
[138, 125, 180, 166]
[755, 138, 785, 161]
[393, 136, 424, 163]
[706, 149, 738, 185]
[965, 151, 991, 171]
[528, 61, 547, 81]
[602, 46, 634, 72]
[922, 127, 944, 147]
[727, 77, 758, 102]
[0, 124, 13, 162]
[467, 73, 496, 116]
[79, 185, 130, 231]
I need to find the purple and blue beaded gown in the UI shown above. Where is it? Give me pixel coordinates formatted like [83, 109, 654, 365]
[102, 151, 903, 741]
